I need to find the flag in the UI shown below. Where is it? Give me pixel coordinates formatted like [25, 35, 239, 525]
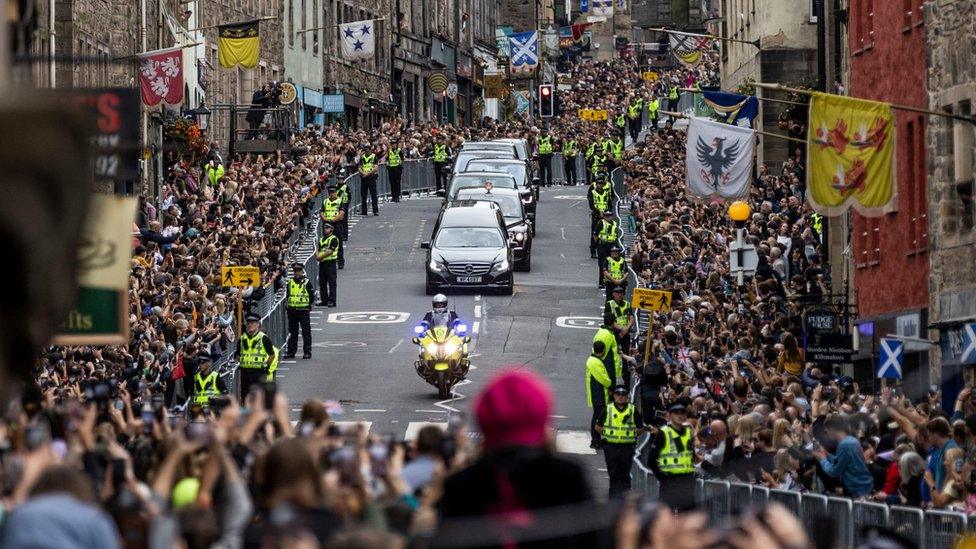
[617, 0, 627, 7]
[702, 90, 759, 128]
[571, 23, 592, 42]
[508, 31, 539, 75]
[669, 31, 704, 66]
[339, 19, 375, 60]
[218, 20, 260, 69]
[136, 47, 183, 106]
[807, 92, 896, 216]
[592, 0, 614, 16]
[686, 117, 755, 200]
[580, 0, 589, 13]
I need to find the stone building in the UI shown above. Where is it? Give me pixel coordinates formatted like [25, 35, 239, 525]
[283, 0, 326, 127]
[924, 0, 976, 399]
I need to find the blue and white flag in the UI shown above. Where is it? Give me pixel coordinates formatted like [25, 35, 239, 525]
[339, 19, 375, 60]
[508, 31, 539, 75]
[702, 90, 759, 128]
[877, 338, 903, 380]
[961, 323, 976, 364]
[592, 0, 614, 16]
[580, 0, 589, 13]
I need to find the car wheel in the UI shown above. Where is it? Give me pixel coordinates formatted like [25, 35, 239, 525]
[500, 283, 514, 296]
[531, 218, 537, 236]
[517, 254, 531, 272]
[425, 280, 436, 296]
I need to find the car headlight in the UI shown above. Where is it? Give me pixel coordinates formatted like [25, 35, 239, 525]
[429, 259, 444, 272]
[424, 342, 440, 355]
[493, 259, 510, 272]
[514, 232, 525, 242]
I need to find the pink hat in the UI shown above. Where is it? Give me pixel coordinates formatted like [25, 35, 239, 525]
[475, 368, 553, 450]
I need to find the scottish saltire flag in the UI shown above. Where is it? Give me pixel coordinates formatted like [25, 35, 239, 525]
[702, 90, 759, 128]
[339, 19, 375, 60]
[509, 31, 539, 74]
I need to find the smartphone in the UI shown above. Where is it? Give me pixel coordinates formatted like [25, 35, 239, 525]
[184, 421, 212, 445]
[25, 423, 51, 451]
[141, 405, 154, 435]
[263, 381, 277, 410]
[114, 399, 125, 411]
[369, 441, 389, 476]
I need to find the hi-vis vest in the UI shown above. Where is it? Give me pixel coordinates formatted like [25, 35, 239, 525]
[388, 148, 402, 167]
[563, 139, 577, 157]
[669, 86, 679, 100]
[598, 219, 618, 242]
[318, 235, 339, 262]
[585, 143, 596, 159]
[591, 153, 607, 172]
[611, 139, 623, 160]
[359, 153, 376, 175]
[194, 370, 220, 404]
[628, 99, 643, 119]
[287, 279, 310, 309]
[648, 99, 660, 114]
[811, 212, 823, 237]
[538, 136, 553, 154]
[585, 354, 612, 407]
[239, 331, 279, 379]
[591, 187, 609, 213]
[608, 299, 631, 330]
[603, 403, 638, 444]
[606, 256, 626, 281]
[322, 196, 342, 220]
[615, 114, 626, 128]
[433, 143, 448, 162]
[657, 424, 694, 474]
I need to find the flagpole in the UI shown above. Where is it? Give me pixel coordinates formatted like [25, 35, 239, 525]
[648, 26, 761, 49]
[186, 15, 277, 33]
[755, 82, 976, 125]
[659, 110, 806, 143]
[679, 87, 806, 107]
[296, 17, 387, 34]
[113, 42, 203, 61]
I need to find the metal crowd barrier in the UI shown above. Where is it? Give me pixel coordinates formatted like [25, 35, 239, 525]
[344, 159, 436, 210]
[924, 509, 968, 549]
[890, 505, 925, 548]
[852, 501, 890, 547]
[769, 488, 802, 517]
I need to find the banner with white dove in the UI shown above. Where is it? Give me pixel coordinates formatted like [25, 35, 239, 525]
[508, 31, 539, 75]
[685, 117, 755, 201]
[339, 19, 375, 60]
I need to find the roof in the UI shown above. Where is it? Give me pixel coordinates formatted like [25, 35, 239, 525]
[440, 201, 504, 228]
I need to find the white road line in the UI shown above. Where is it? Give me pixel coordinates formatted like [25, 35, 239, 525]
[474, 305, 482, 318]
[474, 295, 481, 301]
[548, 415, 568, 419]
[472, 321, 480, 333]
[333, 421, 372, 433]
[353, 409, 387, 413]
[555, 431, 597, 455]
[405, 421, 448, 441]
[312, 328, 323, 331]
[389, 338, 404, 353]
[281, 360, 297, 364]
[561, 227, 567, 240]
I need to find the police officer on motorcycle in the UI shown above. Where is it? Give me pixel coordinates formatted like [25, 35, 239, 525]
[423, 294, 459, 327]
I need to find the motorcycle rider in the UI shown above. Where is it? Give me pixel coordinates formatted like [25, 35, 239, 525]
[423, 294, 460, 327]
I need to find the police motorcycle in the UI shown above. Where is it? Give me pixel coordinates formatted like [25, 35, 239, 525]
[412, 312, 471, 399]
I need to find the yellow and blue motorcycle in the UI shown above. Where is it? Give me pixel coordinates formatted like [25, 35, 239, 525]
[412, 313, 471, 399]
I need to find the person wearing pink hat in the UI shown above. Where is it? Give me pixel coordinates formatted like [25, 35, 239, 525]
[437, 368, 598, 548]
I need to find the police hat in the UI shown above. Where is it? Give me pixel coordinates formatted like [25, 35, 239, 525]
[245, 313, 261, 323]
[291, 262, 304, 270]
[322, 222, 334, 230]
[610, 245, 622, 253]
[198, 354, 214, 364]
[612, 285, 625, 292]
[612, 385, 629, 395]
[327, 185, 338, 192]
[602, 210, 614, 216]
[668, 402, 688, 413]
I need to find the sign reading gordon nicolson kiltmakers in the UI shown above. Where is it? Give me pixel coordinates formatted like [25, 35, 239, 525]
[52, 195, 138, 345]
[805, 333, 854, 364]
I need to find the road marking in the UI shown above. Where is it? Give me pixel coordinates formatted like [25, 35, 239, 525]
[548, 415, 568, 419]
[334, 421, 372, 433]
[389, 338, 404, 353]
[281, 360, 297, 364]
[472, 321, 480, 333]
[327, 311, 410, 324]
[561, 227, 567, 240]
[474, 305, 482, 318]
[474, 295, 481, 301]
[405, 421, 448, 441]
[311, 341, 367, 348]
[357, 277, 386, 282]
[353, 409, 387, 413]
[555, 316, 602, 329]
[312, 328, 323, 331]
[555, 431, 597, 455]
[414, 409, 448, 414]
[560, 253, 566, 259]
[277, 367, 290, 371]
[434, 378, 471, 413]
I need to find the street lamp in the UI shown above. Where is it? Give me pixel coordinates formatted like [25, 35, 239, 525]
[727, 200, 751, 286]
[192, 102, 211, 131]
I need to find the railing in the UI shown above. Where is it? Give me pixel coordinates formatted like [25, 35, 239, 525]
[342, 159, 436, 208]
[626, 477, 971, 549]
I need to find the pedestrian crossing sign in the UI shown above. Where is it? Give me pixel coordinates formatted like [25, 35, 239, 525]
[578, 108, 608, 121]
[221, 266, 260, 288]
[642, 71, 658, 82]
[877, 338, 903, 379]
[962, 323, 976, 364]
[631, 287, 672, 312]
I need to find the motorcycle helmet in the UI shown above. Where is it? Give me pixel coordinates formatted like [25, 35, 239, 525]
[432, 294, 448, 313]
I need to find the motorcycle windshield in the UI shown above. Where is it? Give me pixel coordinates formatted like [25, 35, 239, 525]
[428, 312, 453, 341]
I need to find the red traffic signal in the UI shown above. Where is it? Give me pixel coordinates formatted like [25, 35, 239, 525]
[539, 84, 554, 117]
[541, 86, 551, 97]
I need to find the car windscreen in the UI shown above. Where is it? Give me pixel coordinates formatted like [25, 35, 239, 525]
[457, 192, 523, 219]
[450, 175, 516, 194]
[434, 227, 505, 248]
[463, 162, 527, 186]
[456, 151, 515, 170]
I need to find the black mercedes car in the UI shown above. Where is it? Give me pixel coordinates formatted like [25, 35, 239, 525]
[422, 201, 514, 295]
[454, 187, 532, 271]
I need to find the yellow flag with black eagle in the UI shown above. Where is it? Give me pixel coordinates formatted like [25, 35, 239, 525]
[806, 92, 896, 216]
[218, 20, 260, 69]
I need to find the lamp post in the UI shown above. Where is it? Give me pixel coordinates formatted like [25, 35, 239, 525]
[727, 200, 751, 286]
[192, 101, 211, 132]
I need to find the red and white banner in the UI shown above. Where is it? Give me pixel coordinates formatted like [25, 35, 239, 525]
[136, 47, 184, 106]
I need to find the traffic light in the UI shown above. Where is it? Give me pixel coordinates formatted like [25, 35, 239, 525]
[539, 84, 554, 118]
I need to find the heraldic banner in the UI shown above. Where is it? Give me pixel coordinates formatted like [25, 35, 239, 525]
[686, 117, 755, 201]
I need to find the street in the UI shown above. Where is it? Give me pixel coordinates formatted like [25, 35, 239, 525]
[279, 186, 612, 490]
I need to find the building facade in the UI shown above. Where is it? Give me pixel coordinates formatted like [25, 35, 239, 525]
[283, 0, 325, 127]
[925, 0, 976, 400]
[847, 0, 929, 395]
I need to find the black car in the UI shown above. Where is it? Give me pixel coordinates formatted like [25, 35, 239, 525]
[462, 158, 538, 233]
[454, 187, 532, 271]
[422, 201, 514, 295]
[444, 172, 518, 203]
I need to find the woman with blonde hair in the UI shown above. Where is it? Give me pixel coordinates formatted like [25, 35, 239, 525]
[771, 418, 794, 449]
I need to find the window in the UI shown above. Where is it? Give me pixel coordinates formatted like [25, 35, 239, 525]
[288, 0, 295, 47]
[954, 101, 974, 229]
[313, 0, 319, 55]
[301, 0, 307, 50]
[902, 0, 912, 29]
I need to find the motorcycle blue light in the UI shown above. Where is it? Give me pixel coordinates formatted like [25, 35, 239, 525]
[457, 323, 468, 335]
[414, 325, 425, 335]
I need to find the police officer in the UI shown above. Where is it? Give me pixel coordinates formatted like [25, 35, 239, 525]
[431, 134, 451, 193]
[593, 323, 624, 389]
[594, 385, 645, 496]
[604, 286, 634, 354]
[284, 262, 314, 359]
[596, 210, 621, 287]
[238, 313, 278, 398]
[320, 185, 346, 269]
[316, 223, 340, 307]
[585, 340, 613, 448]
[627, 95, 644, 142]
[648, 401, 696, 510]
[561, 132, 578, 186]
[668, 84, 680, 118]
[602, 246, 628, 299]
[387, 138, 404, 202]
[587, 179, 611, 258]
[648, 95, 660, 132]
[584, 137, 597, 186]
[591, 137, 608, 176]
[193, 355, 227, 406]
[335, 176, 351, 242]
[358, 145, 379, 216]
[614, 111, 626, 141]
[607, 133, 624, 174]
[536, 129, 554, 187]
